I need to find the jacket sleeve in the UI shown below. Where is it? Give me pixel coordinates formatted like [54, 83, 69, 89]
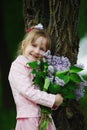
[8, 61, 56, 108]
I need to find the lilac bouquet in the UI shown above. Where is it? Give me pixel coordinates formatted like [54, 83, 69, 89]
[27, 50, 87, 130]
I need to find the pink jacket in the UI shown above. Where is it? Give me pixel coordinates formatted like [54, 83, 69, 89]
[8, 55, 56, 118]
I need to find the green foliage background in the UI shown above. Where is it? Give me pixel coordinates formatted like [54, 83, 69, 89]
[0, 0, 87, 130]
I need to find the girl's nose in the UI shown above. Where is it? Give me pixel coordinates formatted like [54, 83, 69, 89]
[34, 47, 40, 54]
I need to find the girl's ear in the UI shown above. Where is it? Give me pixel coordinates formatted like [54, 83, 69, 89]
[22, 40, 26, 50]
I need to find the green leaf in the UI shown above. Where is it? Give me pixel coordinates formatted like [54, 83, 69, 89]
[41, 120, 48, 130]
[60, 82, 76, 99]
[33, 76, 44, 90]
[38, 71, 46, 77]
[27, 61, 38, 69]
[48, 84, 61, 94]
[64, 94, 75, 99]
[81, 74, 87, 81]
[84, 87, 87, 94]
[63, 75, 70, 84]
[41, 106, 52, 114]
[31, 69, 37, 74]
[43, 78, 50, 91]
[56, 69, 69, 76]
[56, 74, 70, 84]
[69, 65, 83, 73]
[69, 73, 82, 83]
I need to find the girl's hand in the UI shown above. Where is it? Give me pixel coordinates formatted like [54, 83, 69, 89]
[54, 94, 63, 107]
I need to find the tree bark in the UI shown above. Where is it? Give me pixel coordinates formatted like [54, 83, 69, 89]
[23, 0, 80, 64]
[23, 0, 85, 130]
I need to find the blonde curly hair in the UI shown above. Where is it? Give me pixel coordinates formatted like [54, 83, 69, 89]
[17, 28, 51, 56]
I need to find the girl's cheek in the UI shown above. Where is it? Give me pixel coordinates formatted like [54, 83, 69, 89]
[40, 50, 45, 55]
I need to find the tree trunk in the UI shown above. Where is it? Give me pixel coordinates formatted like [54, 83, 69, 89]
[23, 0, 80, 64]
[23, 0, 85, 130]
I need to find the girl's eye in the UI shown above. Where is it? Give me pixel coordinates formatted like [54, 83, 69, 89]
[40, 48, 45, 51]
[32, 44, 36, 47]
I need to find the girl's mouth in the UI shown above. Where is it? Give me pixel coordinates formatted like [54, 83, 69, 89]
[29, 54, 40, 61]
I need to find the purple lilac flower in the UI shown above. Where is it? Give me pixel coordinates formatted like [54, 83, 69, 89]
[47, 65, 54, 77]
[43, 50, 71, 72]
[50, 56, 71, 71]
[42, 50, 51, 59]
[75, 81, 87, 100]
[54, 77, 65, 86]
[47, 71, 53, 77]
[42, 50, 52, 63]
[48, 65, 54, 74]
[50, 56, 60, 66]
[46, 76, 54, 83]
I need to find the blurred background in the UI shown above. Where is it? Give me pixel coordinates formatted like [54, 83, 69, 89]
[0, 0, 87, 130]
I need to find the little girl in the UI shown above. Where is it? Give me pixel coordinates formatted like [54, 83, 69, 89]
[8, 24, 63, 130]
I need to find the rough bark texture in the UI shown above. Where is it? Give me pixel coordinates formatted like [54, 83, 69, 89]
[23, 0, 85, 130]
[52, 100, 84, 130]
[47, 0, 80, 65]
[23, 0, 80, 64]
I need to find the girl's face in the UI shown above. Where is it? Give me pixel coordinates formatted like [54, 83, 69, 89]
[22, 36, 47, 61]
